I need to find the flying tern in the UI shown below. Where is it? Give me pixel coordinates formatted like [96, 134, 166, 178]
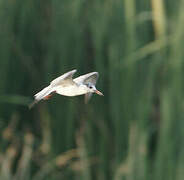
[29, 69, 103, 108]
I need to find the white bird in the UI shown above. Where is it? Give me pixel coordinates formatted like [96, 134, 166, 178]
[29, 69, 103, 108]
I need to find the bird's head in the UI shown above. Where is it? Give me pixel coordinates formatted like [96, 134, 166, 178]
[86, 82, 104, 96]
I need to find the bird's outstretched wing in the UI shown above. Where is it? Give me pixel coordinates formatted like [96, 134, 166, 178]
[50, 69, 77, 87]
[73, 72, 99, 85]
[29, 70, 77, 109]
[74, 72, 99, 103]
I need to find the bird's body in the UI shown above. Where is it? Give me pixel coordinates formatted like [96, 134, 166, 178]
[29, 69, 103, 108]
[55, 84, 87, 96]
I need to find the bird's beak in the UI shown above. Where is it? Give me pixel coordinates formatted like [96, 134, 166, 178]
[95, 90, 104, 96]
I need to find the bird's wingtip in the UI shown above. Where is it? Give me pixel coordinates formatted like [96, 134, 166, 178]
[92, 72, 99, 76]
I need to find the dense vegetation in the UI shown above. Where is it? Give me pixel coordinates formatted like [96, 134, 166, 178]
[0, 0, 184, 179]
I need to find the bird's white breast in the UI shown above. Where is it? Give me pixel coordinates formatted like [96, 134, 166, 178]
[55, 84, 87, 96]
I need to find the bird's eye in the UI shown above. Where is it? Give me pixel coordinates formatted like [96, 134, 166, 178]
[89, 86, 93, 89]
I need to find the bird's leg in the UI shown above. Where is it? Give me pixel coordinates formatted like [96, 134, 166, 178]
[43, 91, 56, 100]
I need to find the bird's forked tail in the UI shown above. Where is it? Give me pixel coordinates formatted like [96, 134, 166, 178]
[29, 85, 55, 109]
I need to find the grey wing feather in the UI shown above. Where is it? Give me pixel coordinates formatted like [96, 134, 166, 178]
[50, 69, 77, 87]
[74, 72, 99, 104]
[74, 72, 99, 85]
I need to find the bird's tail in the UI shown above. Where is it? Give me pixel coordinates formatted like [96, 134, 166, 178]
[29, 99, 39, 109]
[29, 85, 54, 109]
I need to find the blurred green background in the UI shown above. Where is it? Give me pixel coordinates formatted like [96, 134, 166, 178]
[0, 0, 184, 179]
